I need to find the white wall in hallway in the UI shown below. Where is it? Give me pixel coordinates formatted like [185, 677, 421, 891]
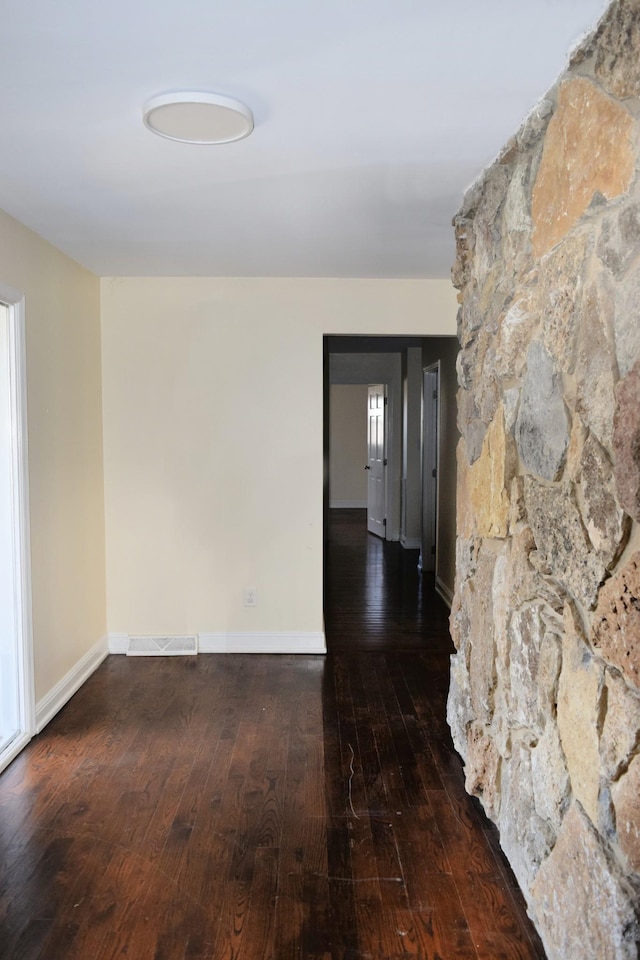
[329, 384, 368, 507]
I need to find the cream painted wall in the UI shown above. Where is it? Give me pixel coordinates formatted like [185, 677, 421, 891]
[329, 385, 368, 506]
[101, 277, 457, 637]
[0, 208, 106, 701]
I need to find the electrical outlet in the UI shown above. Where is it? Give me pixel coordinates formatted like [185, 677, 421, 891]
[244, 587, 257, 607]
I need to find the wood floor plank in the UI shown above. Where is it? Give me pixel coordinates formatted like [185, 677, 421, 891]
[0, 509, 546, 960]
[429, 783, 546, 960]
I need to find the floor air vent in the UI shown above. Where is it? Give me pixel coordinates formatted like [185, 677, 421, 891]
[126, 636, 198, 656]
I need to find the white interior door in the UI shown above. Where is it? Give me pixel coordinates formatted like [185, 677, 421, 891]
[0, 304, 17, 753]
[0, 291, 34, 774]
[421, 365, 439, 573]
[366, 384, 386, 537]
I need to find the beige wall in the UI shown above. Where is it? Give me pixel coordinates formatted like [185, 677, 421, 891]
[0, 209, 106, 701]
[101, 277, 457, 637]
[329, 384, 367, 506]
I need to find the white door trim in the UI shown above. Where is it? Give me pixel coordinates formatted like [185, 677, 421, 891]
[366, 383, 387, 538]
[329, 352, 401, 540]
[0, 283, 35, 774]
[421, 363, 440, 575]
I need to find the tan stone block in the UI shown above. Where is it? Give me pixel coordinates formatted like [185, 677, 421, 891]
[449, 572, 471, 654]
[508, 476, 527, 532]
[578, 433, 630, 563]
[450, 542, 497, 727]
[613, 261, 640, 378]
[469, 547, 498, 725]
[601, 670, 640, 779]
[467, 164, 512, 279]
[478, 262, 501, 317]
[464, 721, 500, 819]
[613, 360, 640, 522]
[492, 543, 512, 664]
[612, 752, 640, 874]
[516, 341, 570, 481]
[536, 634, 563, 724]
[501, 161, 532, 276]
[565, 415, 586, 481]
[457, 389, 487, 465]
[452, 216, 475, 292]
[494, 514, 565, 619]
[457, 405, 514, 540]
[597, 200, 640, 279]
[524, 478, 606, 609]
[538, 232, 590, 374]
[508, 603, 547, 732]
[531, 803, 638, 960]
[494, 292, 537, 381]
[447, 650, 473, 757]
[531, 722, 569, 831]
[593, 0, 640, 100]
[498, 742, 554, 891]
[592, 552, 640, 691]
[532, 78, 635, 257]
[456, 438, 474, 541]
[557, 605, 603, 826]
[575, 274, 618, 453]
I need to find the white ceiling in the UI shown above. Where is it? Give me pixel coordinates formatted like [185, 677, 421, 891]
[0, 0, 609, 278]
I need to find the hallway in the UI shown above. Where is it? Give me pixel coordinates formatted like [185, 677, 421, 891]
[0, 512, 546, 959]
[322, 509, 546, 957]
[324, 508, 451, 653]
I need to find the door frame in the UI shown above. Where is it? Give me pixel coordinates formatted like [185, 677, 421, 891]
[327, 349, 401, 541]
[0, 282, 35, 774]
[366, 383, 387, 537]
[420, 362, 440, 574]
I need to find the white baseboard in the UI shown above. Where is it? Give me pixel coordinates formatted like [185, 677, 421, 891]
[199, 632, 326, 654]
[36, 635, 108, 733]
[108, 631, 326, 655]
[108, 632, 129, 654]
[400, 536, 421, 549]
[329, 500, 367, 509]
[435, 576, 454, 609]
[0, 731, 33, 776]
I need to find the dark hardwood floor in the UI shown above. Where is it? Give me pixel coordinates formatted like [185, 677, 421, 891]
[324, 509, 451, 653]
[0, 510, 546, 959]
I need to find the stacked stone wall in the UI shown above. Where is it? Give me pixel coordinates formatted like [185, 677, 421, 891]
[450, 2, 640, 957]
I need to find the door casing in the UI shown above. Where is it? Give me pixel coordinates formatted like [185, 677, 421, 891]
[420, 363, 439, 574]
[366, 383, 387, 537]
[0, 284, 34, 775]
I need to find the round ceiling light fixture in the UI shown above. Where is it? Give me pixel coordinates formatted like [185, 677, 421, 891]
[143, 91, 254, 144]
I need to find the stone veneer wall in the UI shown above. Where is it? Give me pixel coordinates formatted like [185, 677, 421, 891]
[449, 3, 640, 958]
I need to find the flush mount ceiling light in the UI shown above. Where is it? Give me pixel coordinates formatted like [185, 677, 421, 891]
[143, 92, 254, 144]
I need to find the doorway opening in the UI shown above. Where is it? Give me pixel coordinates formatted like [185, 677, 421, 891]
[0, 288, 34, 774]
[366, 383, 387, 537]
[323, 334, 457, 650]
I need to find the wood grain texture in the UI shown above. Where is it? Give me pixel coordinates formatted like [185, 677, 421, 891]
[0, 511, 546, 959]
